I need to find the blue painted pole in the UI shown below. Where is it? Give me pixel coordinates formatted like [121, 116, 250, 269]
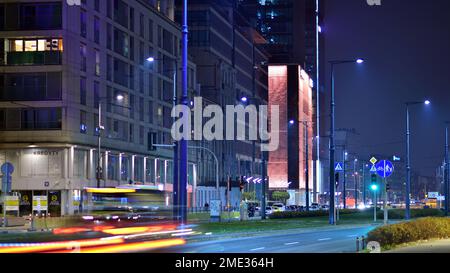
[179, 0, 189, 224]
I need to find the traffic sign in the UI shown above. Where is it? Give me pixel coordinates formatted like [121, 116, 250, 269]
[375, 160, 394, 178]
[1, 163, 14, 174]
[369, 157, 378, 165]
[369, 164, 377, 173]
[393, 156, 401, 162]
[334, 162, 344, 172]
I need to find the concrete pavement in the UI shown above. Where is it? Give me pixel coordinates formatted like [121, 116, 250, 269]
[386, 239, 450, 253]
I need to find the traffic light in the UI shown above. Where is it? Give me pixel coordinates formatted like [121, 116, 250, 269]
[386, 183, 391, 191]
[371, 174, 377, 183]
[335, 173, 340, 188]
[147, 132, 157, 151]
[370, 184, 379, 191]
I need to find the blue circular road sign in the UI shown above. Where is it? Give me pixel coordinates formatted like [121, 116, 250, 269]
[375, 160, 394, 178]
[1, 162, 14, 175]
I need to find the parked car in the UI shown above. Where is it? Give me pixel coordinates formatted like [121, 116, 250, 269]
[310, 203, 320, 211]
[272, 203, 286, 212]
[265, 206, 274, 215]
[320, 205, 329, 210]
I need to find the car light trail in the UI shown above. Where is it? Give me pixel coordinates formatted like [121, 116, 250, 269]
[53, 227, 91, 235]
[51, 238, 186, 253]
[0, 238, 124, 253]
[101, 224, 177, 235]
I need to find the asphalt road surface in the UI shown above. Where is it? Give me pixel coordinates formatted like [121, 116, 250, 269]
[158, 225, 377, 253]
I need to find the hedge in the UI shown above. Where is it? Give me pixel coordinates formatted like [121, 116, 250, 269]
[367, 217, 450, 248]
[268, 209, 360, 219]
[376, 209, 444, 219]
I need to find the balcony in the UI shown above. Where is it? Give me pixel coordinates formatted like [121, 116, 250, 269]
[5, 51, 62, 66]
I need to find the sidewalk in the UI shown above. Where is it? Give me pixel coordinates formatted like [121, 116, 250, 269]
[386, 239, 450, 253]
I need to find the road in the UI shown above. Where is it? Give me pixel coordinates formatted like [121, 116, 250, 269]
[158, 225, 377, 253]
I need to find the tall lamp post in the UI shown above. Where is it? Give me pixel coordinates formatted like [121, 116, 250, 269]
[405, 100, 430, 220]
[179, 0, 189, 224]
[290, 119, 312, 211]
[444, 122, 450, 216]
[354, 158, 358, 209]
[329, 58, 364, 225]
[96, 94, 126, 188]
[147, 56, 180, 217]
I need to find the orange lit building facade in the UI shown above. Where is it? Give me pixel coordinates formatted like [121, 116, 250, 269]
[268, 65, 314, 205]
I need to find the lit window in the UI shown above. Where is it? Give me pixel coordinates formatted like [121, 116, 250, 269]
[13, 40, 23, 52]
[24, 40, 37, 51]
[38, 39, 46, 51]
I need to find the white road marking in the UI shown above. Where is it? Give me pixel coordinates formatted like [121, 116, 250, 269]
[347, 235, 358, 238]
[284, 242, 299, 246]
[250, 247, 265, 251]
[318, 238, 332, 241]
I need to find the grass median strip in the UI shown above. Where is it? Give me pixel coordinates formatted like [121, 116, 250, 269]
[196, 213, 381, 235]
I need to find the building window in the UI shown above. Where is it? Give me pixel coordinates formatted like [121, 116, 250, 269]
[148, 19, 153, 43]
[94, 81, 100, 109]
[94, 0, 100, 12]
[80, 110, 87, 134]
[107, 54, 112, 80]
[80, 9, 87, 38]
[108, 154, 119, 181]
[94, 17, 100, 44]
[140, 13, 144, 38]
[0, 108, 62, 131]
[121, 156, 129, 181]
[139, 69, 144, 94]
[80, 43, 86, 72]
[107, 23, 112, 50]
[95, 49, 100, 76]
[129, 123, 134, 143]
[139, 98, 144, 122]
[80, 77, 86, 105]
[74, 149, 87, 178]
[0, 72, 62, 101]
[139, 126, 144, 145]
[134, 157, 144, 182]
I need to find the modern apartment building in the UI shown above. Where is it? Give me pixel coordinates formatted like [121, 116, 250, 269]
[175, 0, 270, 204]
[0, 0, 199, 216]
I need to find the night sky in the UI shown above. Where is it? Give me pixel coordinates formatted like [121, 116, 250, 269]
[323, 0, 450, 176]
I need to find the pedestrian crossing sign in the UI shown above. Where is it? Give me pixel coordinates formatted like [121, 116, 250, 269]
[335, 162, 344, 172]
[370, 164, 377, 173]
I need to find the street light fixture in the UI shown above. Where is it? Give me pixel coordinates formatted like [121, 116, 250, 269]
[405, 99, 430, 220]
[328, 58, 365, 225]
[96, 94, 128, 188]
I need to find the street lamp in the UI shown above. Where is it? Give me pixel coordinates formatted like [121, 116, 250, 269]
[444, 121, 450, 216]
[289, 119, 312, 211]
[354, 158, 358, 209]
[96, 94, 126, 188]
[147, 56, 181, 219]
[329, 58, 364, 225]
[405, 100, 430, 219]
